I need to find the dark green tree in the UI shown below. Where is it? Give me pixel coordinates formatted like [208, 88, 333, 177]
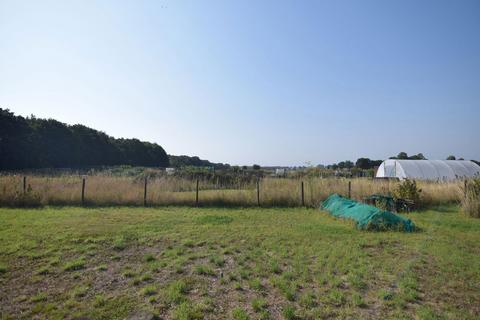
[0, 108, 169, 170]
[355, 158, 371, 169]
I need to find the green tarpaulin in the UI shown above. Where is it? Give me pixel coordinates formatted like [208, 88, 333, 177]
[321, 194, 415, 232]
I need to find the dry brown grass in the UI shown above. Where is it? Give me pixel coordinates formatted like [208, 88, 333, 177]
[461, 178, 480, 218]
[0, 175, 463, 208]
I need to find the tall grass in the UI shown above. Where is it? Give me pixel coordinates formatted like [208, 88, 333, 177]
[0, 175, 464, 208]
[461, 178, 480, 218]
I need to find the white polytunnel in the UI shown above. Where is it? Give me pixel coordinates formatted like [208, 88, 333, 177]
[375, 160, 480, 181]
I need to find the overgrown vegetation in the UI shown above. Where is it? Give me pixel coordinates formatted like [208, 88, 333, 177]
[0, 206, 478, 319]
[0, 175, 462, 208]
[392, 179, 422, 203]
[462, 178, 480, 218]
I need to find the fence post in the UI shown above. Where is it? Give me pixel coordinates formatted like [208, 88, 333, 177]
[195, 178, 199, 206]
[144, 176, 148, 207]
[23, 176, 26, 194]
[81, 177, 86, 205]
[464, 179, 468, 199]
[301, 181, 305, 206]
[348, 180, 351, 199]
[256, 178, 260, 206]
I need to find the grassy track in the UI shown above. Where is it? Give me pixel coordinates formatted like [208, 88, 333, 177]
[0, 206, 479, 319]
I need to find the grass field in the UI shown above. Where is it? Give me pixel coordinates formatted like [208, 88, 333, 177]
[0, 206, 479, 319]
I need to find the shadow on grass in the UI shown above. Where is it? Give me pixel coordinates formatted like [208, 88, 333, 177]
[413, 203, 459, 214]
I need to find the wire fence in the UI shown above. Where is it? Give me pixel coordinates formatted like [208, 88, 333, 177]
[0, 175, 463, 208]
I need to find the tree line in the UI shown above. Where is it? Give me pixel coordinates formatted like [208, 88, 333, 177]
[168, 155, 230, 170]
[0, 108, 169, 170]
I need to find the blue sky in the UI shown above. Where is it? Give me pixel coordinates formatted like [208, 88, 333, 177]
[1, 0, 479, 166]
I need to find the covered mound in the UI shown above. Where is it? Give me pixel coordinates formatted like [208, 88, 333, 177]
[321, 194, 415, 232]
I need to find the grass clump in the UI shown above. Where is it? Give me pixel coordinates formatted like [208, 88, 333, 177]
[194, 264, 215, 276]
[122, 269, 135, 278]
[144, 253, 156, 262]
[249, 278, 264, 291]
[63, 257, 86, 272]
[140, 273, 152, 282]
[252, 298, 267, 312]
[113, 236, 127, 251]
[165, 279, 190, 304]
[93, 294, 106, 307]
[183, 240, 195, 248]
[196, 215, 233, 225]
[72, 286, 89, 299]
[30, 292, 47, 303]
[141, 285, 158, 296]
[270, 260, 281, 274]
[272, 277, 295, 301]
[282, 305, 296, 320]
[232, 307, 250, 320]
[209, 255, 225, 267]
[326, 289, 346, 306]
[352, 292, 366, 307]
[0, 264, 7, 275]
[97, 264, 108, 271]
[299, 291, 316, 308]
[37, 266, 50, 275]
[172, 301, 203, 320]
[378, 289, 394, 301]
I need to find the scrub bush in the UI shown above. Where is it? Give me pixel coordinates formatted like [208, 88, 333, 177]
[392, 179, 421, 205]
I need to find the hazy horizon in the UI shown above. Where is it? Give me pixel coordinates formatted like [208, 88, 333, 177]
[1, 0, 479, 166]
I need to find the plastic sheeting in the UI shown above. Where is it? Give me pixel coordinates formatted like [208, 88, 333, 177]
[321, 194, 416, 232]
[376, 160, 480, 181]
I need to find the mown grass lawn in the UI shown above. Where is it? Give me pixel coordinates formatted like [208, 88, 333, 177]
[0, 206, 479, 319]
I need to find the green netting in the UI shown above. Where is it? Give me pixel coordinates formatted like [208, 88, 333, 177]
[321, 194, 415, 232]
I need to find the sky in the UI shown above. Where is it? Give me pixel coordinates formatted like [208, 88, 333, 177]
[1, 0, 479, 166]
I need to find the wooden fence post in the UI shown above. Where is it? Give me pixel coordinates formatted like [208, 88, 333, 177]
[464, 179, 468, 199]
[81, 177, 86, 205]
[144, 176, 148, 207]
[195, 178, 199, 206]
[301, 181, 305, 206]
[256, 178, 260, 206]
[348, 180, 351, 199]
[23, 176, 26, 194]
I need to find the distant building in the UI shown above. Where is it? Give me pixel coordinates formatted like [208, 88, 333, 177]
[165, 167, 176, 175]
[275, 168, 286, 176]
[376, 160, 480, 181]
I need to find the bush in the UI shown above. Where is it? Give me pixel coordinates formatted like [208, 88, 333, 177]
[462, 178, 480, 218]
[392, 179, 421, 206]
